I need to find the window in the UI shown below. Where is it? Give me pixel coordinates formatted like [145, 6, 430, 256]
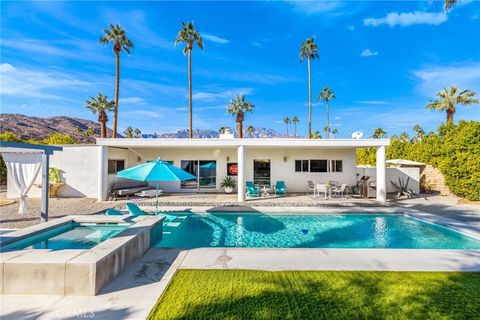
[331, 160, 343, 172]
[108, 159, 125, 174]
[310, 160, 328, 172]
[295, 160, 309, 172]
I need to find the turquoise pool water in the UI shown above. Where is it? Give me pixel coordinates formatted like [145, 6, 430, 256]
[1, 222, 130, 251]
[154, 213, 480, 249]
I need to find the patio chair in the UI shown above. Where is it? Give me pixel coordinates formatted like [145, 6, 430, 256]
[315, 184, 328, 200]
[126, 203, 176, 221]
[332, 184, 347, 198]
[307, 180, 315, 196]
[245, 181, 260, 197]
[274, 181, 286, 195]
[106, 208, 125, 216]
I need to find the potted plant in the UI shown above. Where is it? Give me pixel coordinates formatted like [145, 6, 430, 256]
[220, 176, 236, 194]
[49, 167, 64, 198]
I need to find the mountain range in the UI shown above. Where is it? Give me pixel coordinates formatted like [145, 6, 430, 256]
[0, 114, 284, 142]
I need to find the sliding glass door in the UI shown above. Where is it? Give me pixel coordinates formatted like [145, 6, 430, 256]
[181, 160, 217, 190]
[253, 159, 271, 187]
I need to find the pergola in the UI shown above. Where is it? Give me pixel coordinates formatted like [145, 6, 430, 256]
[0, 141, 63, 222]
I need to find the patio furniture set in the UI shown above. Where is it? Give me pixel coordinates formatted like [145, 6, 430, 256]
[245, 181, 286, 198]
[307, 180, 347, 200]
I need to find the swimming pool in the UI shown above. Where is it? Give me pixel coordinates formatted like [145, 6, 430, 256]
[1, 222, 131, 251]
[154, 213, 480, 249]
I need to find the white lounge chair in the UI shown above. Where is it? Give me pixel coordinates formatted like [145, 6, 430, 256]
[333, 184, 347, 198]
[307, 180, 316, 196]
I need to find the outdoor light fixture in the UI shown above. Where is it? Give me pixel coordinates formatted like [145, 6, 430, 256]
[284, 156, 287, 162]
[227, 156, 230, 161]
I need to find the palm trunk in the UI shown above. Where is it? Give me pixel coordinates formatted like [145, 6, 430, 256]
[307, 58, 312, 138]
[446, 109, 454, 123]
[326, 101, 330, 138]
[237, 121, 243, 139]
[294, 124, 297, 138]
[101, 121, 107, 138]
[188, 49, 193, 139]
[286, 125, 289, 137]
[113, 52, 120, 138]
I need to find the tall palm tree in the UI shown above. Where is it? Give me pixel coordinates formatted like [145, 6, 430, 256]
[426, 86, 478, 124]
[99, 24, 134, 138]
[85, 93, 115, 139]
[226, 95, 254, 139]
[299, 37, 319, 137]
[318, 86, 335, 138]
[246, 125, 255, 138]
[283, 116, 291, 137]
[175, 21, 204, 139]
[292, 116, 299, 138]
[372, 127, 387, 139]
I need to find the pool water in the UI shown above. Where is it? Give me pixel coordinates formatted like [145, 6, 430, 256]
[154, 213, 480, 249]
[1, 222, 130, 251]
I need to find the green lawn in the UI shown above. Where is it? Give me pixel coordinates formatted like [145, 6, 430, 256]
[148, 270, 480, 320]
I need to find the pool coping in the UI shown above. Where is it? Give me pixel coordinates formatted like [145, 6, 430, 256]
[0, 215, 164, 296]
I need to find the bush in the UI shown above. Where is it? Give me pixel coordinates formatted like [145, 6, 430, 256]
[356, 121, 480, 200]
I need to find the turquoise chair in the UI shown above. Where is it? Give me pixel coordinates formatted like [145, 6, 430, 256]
[274, 181, 286, 195]
[106, 208, 125, 216]
[126, 203, 176, 221]
[245, 181, 260, 197]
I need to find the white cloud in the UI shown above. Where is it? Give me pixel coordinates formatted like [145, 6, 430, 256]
[364, 11, 447, 27]
[356, 100, 388, 105]
[250, 41, 263, 48]
[346, 25, 355, 31]
[413, 62, 480, 97]
[360, 49, 379, 57]
[0, 63, 90, 100]
[192, 88, 253, 102]
[202, 33, 229, 44]
[283, 0, 345, 15]
[121, 97, 146, 105]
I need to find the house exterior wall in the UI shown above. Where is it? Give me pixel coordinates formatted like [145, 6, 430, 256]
[107, 146, 357, 193]
[356, 166, 420, 194]
[7, 146, 101, 199]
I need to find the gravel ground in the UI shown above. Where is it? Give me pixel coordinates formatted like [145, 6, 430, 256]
[0, 197, 113, 229]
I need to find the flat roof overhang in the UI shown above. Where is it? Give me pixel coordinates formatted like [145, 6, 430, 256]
[96, 138, 390, 149]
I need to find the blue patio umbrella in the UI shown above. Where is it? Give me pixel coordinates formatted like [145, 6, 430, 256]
[116, 159, 196, 212]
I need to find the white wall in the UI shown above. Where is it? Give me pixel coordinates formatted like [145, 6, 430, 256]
[7, 146, 101, 199]
[356, 166, 420, 194]
[107, 146, 357, 193]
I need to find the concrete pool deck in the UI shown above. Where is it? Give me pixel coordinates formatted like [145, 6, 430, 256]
[1, 206, 480, 319]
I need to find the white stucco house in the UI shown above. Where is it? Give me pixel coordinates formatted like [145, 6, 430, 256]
[7, 137, 391, 202]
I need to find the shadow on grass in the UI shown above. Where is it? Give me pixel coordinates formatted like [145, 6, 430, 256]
[148, 270, 480, 320]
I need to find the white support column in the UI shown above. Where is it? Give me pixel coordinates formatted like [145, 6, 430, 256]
[376, 146, 386, 202]
[40, 153, 49, 223]
[98, 146, 108, 201]
[237, 145, 246, 202]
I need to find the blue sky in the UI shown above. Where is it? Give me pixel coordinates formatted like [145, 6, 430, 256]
[1, 0, 479, 138]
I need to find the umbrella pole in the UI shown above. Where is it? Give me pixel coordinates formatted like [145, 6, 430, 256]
[156, 181, 159, 213]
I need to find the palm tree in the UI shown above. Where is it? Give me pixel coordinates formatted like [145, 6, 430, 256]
[226, 95, 254, 139]
[372, 127, 387, 139]
[443, 0, 457, 11]
[299, 37, 319, 137]
[124, 126, 133, 138]
[310, 131, 322, 139]
[413, 125, 425, 141]
[332, 128, 339, 138]
[246, 125, 255, 138]
[426, 86, 478, 124]
[134, 128, 141, 138]
[85, 93, 115, 138]
[283, 116, 291, 137]
[292, 116, 299, 138]
[175, 21, 204, 139]
[99, 24, 134, 138]
[318, 86, 335, 138]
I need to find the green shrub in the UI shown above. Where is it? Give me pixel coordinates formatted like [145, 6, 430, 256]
[356, 121, 480, 200]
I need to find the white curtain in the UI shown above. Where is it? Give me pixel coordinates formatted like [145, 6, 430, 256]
[2, 152, 42, 214]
